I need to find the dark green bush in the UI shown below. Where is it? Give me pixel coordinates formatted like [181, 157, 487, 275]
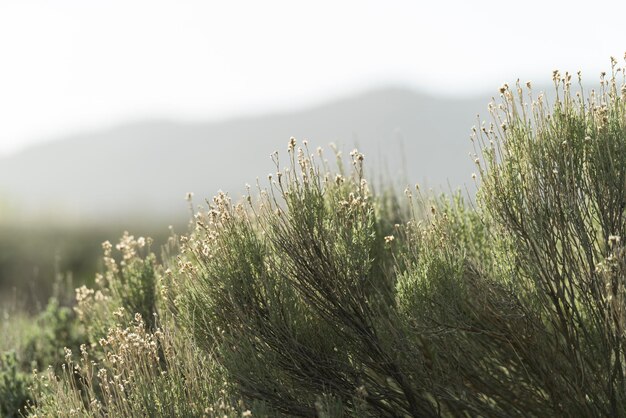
[177, 59, 626, 417]
[0, 351, 31, 418]
[27, 232, 250, 417]
[474, 66, 626, 416]
[178, 143, 512, 416]
[20, 297, 84, 372]
[0, 292, 84, 417]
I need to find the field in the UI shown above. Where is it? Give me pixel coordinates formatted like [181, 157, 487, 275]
[3, 62, 626, 417]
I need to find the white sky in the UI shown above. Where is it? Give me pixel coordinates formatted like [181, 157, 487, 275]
[1, 0, 625, 156]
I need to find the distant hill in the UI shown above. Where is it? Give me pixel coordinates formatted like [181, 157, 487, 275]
[0, 87, 495, 224]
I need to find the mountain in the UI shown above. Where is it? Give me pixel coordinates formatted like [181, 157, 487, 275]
[0, 87, 493, 224]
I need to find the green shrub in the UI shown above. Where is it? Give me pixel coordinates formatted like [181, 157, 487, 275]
[28, 232, 248, 417]
[177, 58, 626, 417]
[23, 57, 626, 417]
[0, 284, 84, 417]
[178, 142, 474, 416]
[473, 62, 626, 416]
[0, 351, 31, 417]
[20, 297, 84, 372]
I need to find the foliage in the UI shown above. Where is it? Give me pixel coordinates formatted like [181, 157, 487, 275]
[25, 297, 84, 370]
[28, 232, 251, 417]
[0, 223, 177, 311]
[0, 293, 84, 417]
[472, 61, 626, 416]
[6, 57, 626, 417]
[178, 143, 409, 416]
[176, 57, 626, 416]
[0, 351, 31, 418]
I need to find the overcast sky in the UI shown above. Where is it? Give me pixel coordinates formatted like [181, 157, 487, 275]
[1, 0, 625, 156]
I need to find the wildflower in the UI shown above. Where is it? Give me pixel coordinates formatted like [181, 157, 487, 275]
[75, 285, 94, 303]
[608, 235, 621, 247]
[113, 307, 126, 319]
[350, 148, 364, 161]
[384, 235, 395, 244]
[95, 273, 104, 285]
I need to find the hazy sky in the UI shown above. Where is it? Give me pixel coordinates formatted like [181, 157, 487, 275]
[1, 0, 625, 156]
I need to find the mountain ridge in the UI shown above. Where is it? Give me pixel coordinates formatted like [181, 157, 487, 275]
[0, 86, 493, 223]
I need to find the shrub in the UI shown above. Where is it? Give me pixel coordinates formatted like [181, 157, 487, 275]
[0, 277, 84, 417]
[28, 232, 248, 417]
[177, 57, 626, 417]
[25, 56, 626, 417]
[177, 142, 487, 416]
[472, 60, 626, 416]
[0, 351, 31, 418]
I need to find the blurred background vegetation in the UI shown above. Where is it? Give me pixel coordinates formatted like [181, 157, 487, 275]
[0, 221, 183, 311]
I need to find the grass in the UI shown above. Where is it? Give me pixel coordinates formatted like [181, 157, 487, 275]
[2, 56, 626, 417]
